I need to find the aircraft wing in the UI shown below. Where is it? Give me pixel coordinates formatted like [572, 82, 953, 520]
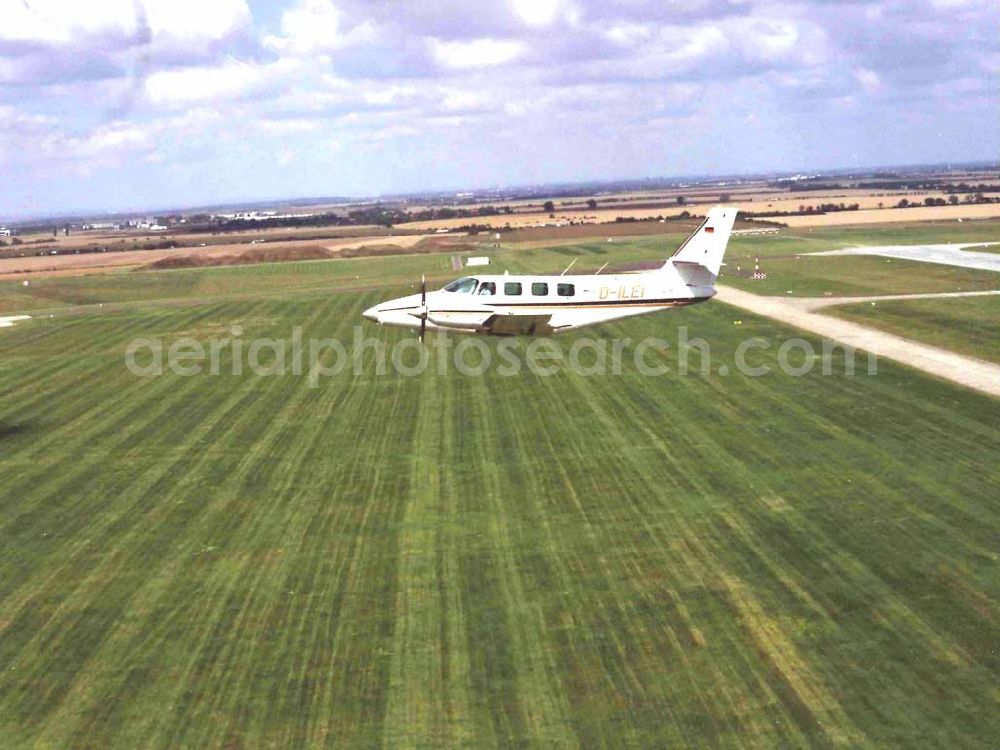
[483, 313, 555, 336]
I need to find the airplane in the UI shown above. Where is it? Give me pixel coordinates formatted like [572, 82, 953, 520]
[362, 205, 737, 337]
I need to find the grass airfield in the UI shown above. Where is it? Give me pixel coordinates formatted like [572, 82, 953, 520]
[829, 294, 1000, 364]
[0, 223, 999, 747]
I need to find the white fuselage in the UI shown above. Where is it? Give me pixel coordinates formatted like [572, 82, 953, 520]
[362, 205, 738, 336]
[362, 266, 714, 336]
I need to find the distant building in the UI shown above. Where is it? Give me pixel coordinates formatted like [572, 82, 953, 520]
[0, 228, 11, 238]
[219, 210, 277, 221]
[215, 210, 314, 221]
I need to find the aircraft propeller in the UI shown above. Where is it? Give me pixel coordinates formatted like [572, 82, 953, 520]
[419, 274, 427, 342]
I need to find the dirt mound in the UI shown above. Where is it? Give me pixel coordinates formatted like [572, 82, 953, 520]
[143, 244, 334, 270]
[240, 245, 334, 263]
[337, 241, 476, 258]
[145, 255, 216, 270]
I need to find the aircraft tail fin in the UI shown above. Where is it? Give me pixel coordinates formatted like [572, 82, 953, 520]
[664, 206, 738, 287]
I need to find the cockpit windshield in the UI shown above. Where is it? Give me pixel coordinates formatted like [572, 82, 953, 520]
[443, 277, 478, 294]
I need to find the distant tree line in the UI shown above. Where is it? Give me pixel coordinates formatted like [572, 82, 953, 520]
[747, 203, 861, 218]
[613, 211, 698, 223]
[768, 177, 1000, 194]
[859, 180, 999, 193]
[896, 194, 998, 208]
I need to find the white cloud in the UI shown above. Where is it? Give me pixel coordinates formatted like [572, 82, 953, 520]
[144, 60, 265, 105]
[441, 89, 494, 112]
[264, 0, 339, 52]
[0, 0, 250, 44]
[928, 0, 978, 8]
[363, 85, 419, 106]
[672, 25, 728, 64]
[258, 118, 320, 134]
[142, 0, 251, 41]
[0, 0, 135, 43]
[739, 20, 800, 62]
[431, 38, 526, 69]
[853, 68, 882, 96]
[604, 22, 654, 46]
[79, 122, 150, 154]
[511, 0, 560, 27]
[30, 120, 153, 167]
[263, 0, 375, 55]
[980, 52, 1000, 73]
[729, 15, 828, 67]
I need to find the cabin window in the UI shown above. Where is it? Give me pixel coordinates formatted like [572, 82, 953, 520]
[557, 283, 575, 297]
[443, 277, 478, 294]
[477, 281, 496, 296]
[504, 282, 522, 296]
[531, 282, 549, 296]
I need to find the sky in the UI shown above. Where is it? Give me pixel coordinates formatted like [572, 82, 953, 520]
[0, 0, 997, 217]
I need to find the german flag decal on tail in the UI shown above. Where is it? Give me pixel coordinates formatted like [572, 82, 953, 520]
[667, 206, 737, 278]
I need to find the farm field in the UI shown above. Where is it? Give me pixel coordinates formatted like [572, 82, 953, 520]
[828, 295, 1000, 363]
[779, 203, 1000, 227]
[5, 224, 409, 252]
[0, 259, 998, 747]
[400, 198, 1000, 231]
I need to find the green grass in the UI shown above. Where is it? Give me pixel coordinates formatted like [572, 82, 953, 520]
[722, 220, 1000, 297]
[727, 218, 1000, 259]
[828, 294, 1000, 363]
[713, 219, 1000, 297]
[718, 254, 1000, 297]
[0, 253, 457, 315]
[0, 274, 997, 747]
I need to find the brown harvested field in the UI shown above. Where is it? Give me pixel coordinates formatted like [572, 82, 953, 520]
[401, 194, 999, 231]
[487, 216, 772, 248]
[492, 218, 704, 242]
[407, 182, 997, 212]
[419, 179, 1000, 214]
[403, 207, 709, 230]
[781, 203, 1000, 226]
[0, 234, 436, 279]
[167, 224, 422, 246]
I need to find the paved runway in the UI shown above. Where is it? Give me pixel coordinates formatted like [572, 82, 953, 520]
[793, 289, 1000, 312]
[813, 243, 1000, 272]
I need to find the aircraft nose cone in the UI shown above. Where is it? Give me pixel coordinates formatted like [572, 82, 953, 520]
[362, 304, 380, 322]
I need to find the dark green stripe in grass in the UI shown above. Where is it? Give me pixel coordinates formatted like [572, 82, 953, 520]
[452, 378, 529, 745]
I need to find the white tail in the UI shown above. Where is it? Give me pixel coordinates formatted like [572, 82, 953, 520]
[664, 206, 738, 287]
